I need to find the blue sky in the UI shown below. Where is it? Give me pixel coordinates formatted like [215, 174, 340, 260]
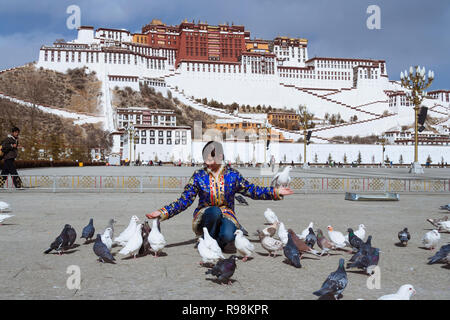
[0, 0, 448, 89]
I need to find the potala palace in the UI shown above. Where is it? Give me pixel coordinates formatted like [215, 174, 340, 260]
[31, 19, 449, 164]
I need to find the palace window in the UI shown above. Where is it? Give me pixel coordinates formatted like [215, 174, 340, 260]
[150, 138, 155, 144]
[158, 138, 164, 144]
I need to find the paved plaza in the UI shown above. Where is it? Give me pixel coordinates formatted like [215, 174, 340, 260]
[0, 165, 449, 299]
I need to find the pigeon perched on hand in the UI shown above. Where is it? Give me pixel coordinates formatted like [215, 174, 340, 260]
[283, 233, 302, 268]
[278, 222, 288, 245]
[422, 230, 440, 250]
[287, 229, 320, 256]
[270, 166, 292, 187]
[378, 285, 416, 300]
[234, 230, 254, 262]
[313, 258, 348, 300]
[138, 221, 151, 256]
[257, 230, 283, 257]
[119, 224, 143, 259]
[298, 222, 314, 240]
[44, 225, 70, 255]
[101, 227, 113, 250]
[398, 228, 411, 246]
[148, 218, 166, 257]
[327, 226, 347, 249]
[347, 228, 364, 250]
[264, 208, 279, 224]
[427, 244, 450, 264]
[81, 218, 95, 243]
[235, 195, 249, 205]
[305, 228, 317, 249]
[114, 215, 139, 246]
[205, 255, 238, 285]
[93, 234, 115, 263]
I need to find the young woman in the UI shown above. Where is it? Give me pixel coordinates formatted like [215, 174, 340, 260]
[146, 141, 293, 250]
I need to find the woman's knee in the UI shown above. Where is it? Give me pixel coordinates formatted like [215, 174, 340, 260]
[204, 206, 222, 219]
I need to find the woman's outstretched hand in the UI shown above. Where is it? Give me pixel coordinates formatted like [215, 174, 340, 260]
[278, 186, 294, 196]
[146, 210, 161, 219]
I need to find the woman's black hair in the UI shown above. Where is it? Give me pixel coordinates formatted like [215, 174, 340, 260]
[11, 126, 20, 133]
[202, 141, 224, 162]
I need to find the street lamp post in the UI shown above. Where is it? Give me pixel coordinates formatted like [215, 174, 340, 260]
[400, 66, 434, 174]
[127, 125, 136, 166]
[297, 107, 312, 169]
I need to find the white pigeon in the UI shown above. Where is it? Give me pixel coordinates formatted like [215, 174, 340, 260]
[345, 224, 366, 243]
[101, 227, 113, 250]
[327, 225, 347, 248]
[234, 230, 255, 262]
[0, 214, 14, 224]
[197, 237, 223, 265]
[261, 221, 279, 237]
[278, 222, 288, 245]
[148, 218, 166, 257]
[270, 166, 292, 187]
[437, 220, 450, 232]
[264, 208, 279, 224]
[298, 222, 314, 240]
[202, 227, 223, 258]
[0, 201, 11, 212]
[378, 285, 416, 300]
[260, 235, 284, 257]
[422, 230, 440, 250]
[119, 224, 143, 258]
[114, 215, 139, 246]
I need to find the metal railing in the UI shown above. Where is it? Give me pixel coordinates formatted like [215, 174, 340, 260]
[1, 175, 449, 194]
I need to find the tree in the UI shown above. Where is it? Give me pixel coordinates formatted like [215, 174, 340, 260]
[314, 153, 318, 163]
[357, 151, 362, 164]
[372, 155, 375, 164]
[343, 153, 348, 164]
[426, 155, 432, 164]
[399, 154, 404, 164]
[328, 153, 333, 164]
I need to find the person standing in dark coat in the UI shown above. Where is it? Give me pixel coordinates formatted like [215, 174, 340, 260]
[0, 127, 22, 188]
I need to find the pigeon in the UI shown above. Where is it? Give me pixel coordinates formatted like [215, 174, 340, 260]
[347, 228, 364, 250]
[437, 220, 450, 232]
[264, 208, 279, 224]
[346, 247, 380, 274]
[205, 255, 239, 285]
[198, 237, 224, 265]
[427, 216, 448, 228]
[101, 227, 113, 250]
[349, 235, 373, 262]
[316, 228, 337, 256]
[422, 230, 440, 250]
[65, 224, 77, 248]
[106, 219, 116, 238]
[378, 285, 416, 300]
[138, 221, 151, 256]
[327, 226, 347, 249]
[287, 229, 320, 256]
[0, 214, 14, 225]
[298, 222, 314, 240]
[313, 258, 348, 300]
[148, 218, 166, 257]
[234, 229, 254, 262]
[81, 218, 95, 242]
[270, 166, 292, 187]
[257, 221, 279, 237]
[398, 228, 411, 246]
[114, 215, 139, 246]
[283, 233, 302, 268]
[440, 204, 450, 211]
[119, 224, 143, 258]
[345, 224, 366, 243]
[427, 244, 450, 264]
[257, 230, 283, 257]
[278, 222, 288, 245]
[305, 228, 317, 249]
[235, 195, 249, 205]
[0, 201, 11, 212]
[93, 234, 115, 263]
[44, 225, 70, 255]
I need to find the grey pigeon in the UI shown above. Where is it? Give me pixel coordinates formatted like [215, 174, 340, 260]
[283, 232, 302, 268]
[305, 228, 317, 249]
[313, 258, 348, 300]
[398, 228, 411, 246]
[427, 244, 450, 264]
[347, 228, 364, 250]
[65, 224, 77, 248]
[347, 247, 380, 274]
[205, 255, 238, 285]
[44, 225, 70, 255]
[93, 234, 115, 263]
[81, 218, 95, 242]
[439, 204, 450, 211]
[349, 235, 372, 262]
[235, 195, 249, 205]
